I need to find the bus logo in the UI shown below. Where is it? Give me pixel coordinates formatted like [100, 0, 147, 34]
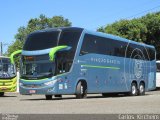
[134, 60, 143, 79]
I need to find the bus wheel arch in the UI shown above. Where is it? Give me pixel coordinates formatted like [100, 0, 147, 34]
[45, 95, 52, 100]
[75, 80, 87, 99]
[138, 81, 145, 95]
[130, 80, 138, 96]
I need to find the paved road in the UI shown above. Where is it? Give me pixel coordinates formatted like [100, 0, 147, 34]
[0, 89, 160, 114]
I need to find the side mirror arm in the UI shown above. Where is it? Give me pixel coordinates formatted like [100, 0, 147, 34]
[49, 45, 71, 61]
[10, 50, 22, 64]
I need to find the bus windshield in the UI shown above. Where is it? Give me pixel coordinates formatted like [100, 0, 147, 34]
[23, 29, 82, 52]
[21, 55, 55, 80]
[23, 30, 60, 51]
[0, 58, 16, 79]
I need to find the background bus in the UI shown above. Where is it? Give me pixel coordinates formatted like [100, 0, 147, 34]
[156, 61, 160, 87]
[17, 27, 156, 100]
[0, 56, 17, 96]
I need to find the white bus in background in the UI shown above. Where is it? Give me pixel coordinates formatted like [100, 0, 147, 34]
[156, 61, 160, 87]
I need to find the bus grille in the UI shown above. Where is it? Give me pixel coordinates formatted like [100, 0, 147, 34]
[0, 81, 12, 86]
[23, 84, 43, 88]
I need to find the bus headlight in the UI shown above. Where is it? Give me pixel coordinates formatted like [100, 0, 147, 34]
[19, 83, 23, 86]
[44, 80, 56, 86]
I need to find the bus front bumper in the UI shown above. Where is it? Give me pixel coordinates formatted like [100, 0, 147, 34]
[19, 79, 58, 95]
[19, 85, 57, 95]
[0, 78, 17, 92]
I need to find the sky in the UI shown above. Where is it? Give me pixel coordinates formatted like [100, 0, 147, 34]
[0, 0, 160, 53]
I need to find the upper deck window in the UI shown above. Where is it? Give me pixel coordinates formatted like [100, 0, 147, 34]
[23, 28, 83, 52]
[80, 34, 155, 61]
[23, 31, 60, 51]
[80, 34, 127, 57]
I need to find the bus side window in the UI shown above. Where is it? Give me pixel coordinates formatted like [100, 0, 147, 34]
[56, 51, 71, 75]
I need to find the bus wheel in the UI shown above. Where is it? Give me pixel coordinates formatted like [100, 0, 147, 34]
[0, 92, 4, 97]
[139, 82, 145, 95]
[76, 81, 87, 99]
[130, 82, 138, 96]
[45, 95, 52, 100]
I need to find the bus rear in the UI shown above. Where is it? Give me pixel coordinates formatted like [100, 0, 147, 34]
[0, 56, 17, 96]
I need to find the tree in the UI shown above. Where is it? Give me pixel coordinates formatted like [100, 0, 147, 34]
[141, 13, 160, 51]
[7, 14, 72, 67]
[98, 19, 147, 42]
[8, 14, 72, 54]
[97, 12, 160, 59]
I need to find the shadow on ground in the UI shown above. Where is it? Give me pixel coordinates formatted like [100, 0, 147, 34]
[156, 87, 160, 91]
[20, 92, 151, 101]
[0, 95, 17, 98]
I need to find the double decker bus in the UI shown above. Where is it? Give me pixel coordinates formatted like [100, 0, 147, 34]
[14, 27, 156, 100]
[0, 56, 17, 96]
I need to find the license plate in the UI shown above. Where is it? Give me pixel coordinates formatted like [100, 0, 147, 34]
[29, 90, 36, 94]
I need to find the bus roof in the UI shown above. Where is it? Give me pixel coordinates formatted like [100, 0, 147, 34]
[30, 27, 155, 49]
[30, 27, 84, 34]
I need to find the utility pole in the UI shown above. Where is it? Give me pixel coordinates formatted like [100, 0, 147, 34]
[0, 42, 2, 56]
[0, 42, 9, 56]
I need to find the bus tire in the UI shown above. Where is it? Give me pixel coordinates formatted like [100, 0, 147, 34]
[45, 95, 52, 100]
[139, 82, 145, 95]
[0, 92, 4, 97]
[75, 81, 87, 99]
[130, 82, 138, 96]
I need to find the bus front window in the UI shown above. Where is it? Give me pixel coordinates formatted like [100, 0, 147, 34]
[21, 55, 55, 80]
[0, 63, 16, 79]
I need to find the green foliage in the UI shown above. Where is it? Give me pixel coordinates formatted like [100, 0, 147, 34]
[7, 14, 72, 67]
[98, 19, 147, 42]
[97, 12, 160, 59]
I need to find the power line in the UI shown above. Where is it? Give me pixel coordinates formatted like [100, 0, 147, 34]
[126, 5, 160, 19]
[106, 0, 158, 18]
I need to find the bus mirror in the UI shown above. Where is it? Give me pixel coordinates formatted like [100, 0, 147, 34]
[49, 45, 71, 61]
[10, 50, 22, 64]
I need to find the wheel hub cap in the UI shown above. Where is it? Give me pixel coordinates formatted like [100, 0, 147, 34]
[132, 86, 136, 94]
[81, 86, 83, 94]
[140, 85, 144, 93]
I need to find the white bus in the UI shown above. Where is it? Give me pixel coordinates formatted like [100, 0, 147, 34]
[156, 61, 160, 87]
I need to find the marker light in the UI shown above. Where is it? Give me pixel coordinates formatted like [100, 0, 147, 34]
[44, 80, 57, 86]
[19, 83, 23, 86]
